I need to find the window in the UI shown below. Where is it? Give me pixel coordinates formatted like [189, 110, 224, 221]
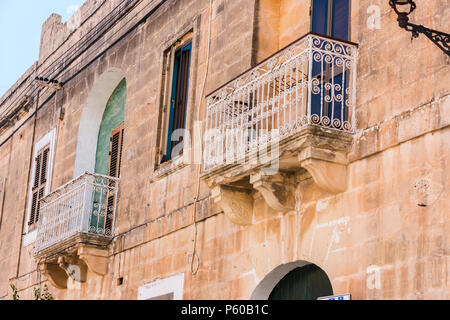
[24, 129, 56, 244]
[28, 146, 50, 229]
[311, 0, 350, 122]
[138, 273, 185, 300]
[312, 0, 350, 41]
[160, 37, 192, 164]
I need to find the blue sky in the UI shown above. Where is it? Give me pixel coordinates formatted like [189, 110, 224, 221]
[0, 0, 86, 97]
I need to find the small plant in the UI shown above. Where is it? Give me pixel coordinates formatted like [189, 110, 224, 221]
[33, 287, 40, 300]
[34, 285, 54, 300]
[10, 283, 53, 300]
[10, 284, 19, 300]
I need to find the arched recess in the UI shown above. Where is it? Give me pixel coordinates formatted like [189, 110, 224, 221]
[94, 78, 126, 175]
[73, 68, 126, 178]
[250, 261, 333, 300]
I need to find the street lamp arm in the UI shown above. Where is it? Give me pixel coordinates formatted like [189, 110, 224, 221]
[404, 22, 450, 57]
[389, 0, 450, 57]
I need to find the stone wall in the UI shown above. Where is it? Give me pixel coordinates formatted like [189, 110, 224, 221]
[0, 0, 448, 300]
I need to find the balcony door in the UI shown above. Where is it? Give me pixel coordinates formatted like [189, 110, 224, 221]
[311, 0, 350, 125]
[91, 78, 126, 235]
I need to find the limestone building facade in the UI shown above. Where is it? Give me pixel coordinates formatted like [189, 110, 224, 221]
[0, 0, 448, 300]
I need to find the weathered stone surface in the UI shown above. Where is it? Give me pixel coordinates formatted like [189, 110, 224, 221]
[0, 0, 448, 300]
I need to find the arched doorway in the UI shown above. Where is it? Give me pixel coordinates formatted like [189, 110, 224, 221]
[94, 78, 126, 176]
[91, 78, 126, 232]
[74, 69, 126, 235]
[251, 261, 333, 300]
[74, 68, 126, 178]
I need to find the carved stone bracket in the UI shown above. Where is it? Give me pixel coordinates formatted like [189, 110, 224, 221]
[40, 261, 70, 289]
[38, 244, 109, 289]
[78, 246, 109, 276]
[202, 126, 354, 225]
[298, 146, 349, 194]
[250, 171, 295, 213]
[300, 158, 347, 194]
[211, 185, 253, 225]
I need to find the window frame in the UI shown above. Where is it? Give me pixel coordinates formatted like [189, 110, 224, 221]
[163, 40, 192, 163]
[310, 0, 352, 41]
[28, 144, 50, 230]
[153, 18, 201, 180]
[310, 0, 351, 121]
[155, 28, 197, 173]
[24, 129, 56, 246]
[138, 273, 185, 300]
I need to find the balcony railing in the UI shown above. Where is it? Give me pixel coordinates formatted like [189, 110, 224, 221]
[204, 33, 358, 173]
[35, 173, 119, 254]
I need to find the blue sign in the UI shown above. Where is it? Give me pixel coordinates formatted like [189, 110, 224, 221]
[318, 294, 352, 300]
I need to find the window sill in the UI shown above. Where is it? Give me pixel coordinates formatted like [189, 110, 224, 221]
[151, 155, 188, 183]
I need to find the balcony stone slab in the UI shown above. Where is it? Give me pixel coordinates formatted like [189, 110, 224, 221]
[250, 171, 295, 213]
[202, 125, 354, 225]
[36, 235, 110, 289]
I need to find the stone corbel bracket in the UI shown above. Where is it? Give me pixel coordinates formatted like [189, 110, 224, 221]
[203, 126, 353, 225]
[57, 255, 88, 283]
[211, 185, 254, 225]
[38, 245, 109, 289]
[298, 146, 349, 194]
[250, 171, 295, 213]
[40, 261, 71, 289]
[77, 245, 109, 276]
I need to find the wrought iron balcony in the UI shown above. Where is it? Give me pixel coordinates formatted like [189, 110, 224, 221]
[35, 173, 119, 256]
[204, 33, 358, 173]
[202, 33, 358, 226]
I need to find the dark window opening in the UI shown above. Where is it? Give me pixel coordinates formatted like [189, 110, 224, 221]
[162, 41, 192, 163]
[311, 0, 350, 123]
[312, 0, 350, 41]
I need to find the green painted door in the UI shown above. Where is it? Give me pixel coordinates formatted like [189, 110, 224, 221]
[95, 79, 126, 176]
[90, 78, 126, 234]
[268, 264, 333, 300]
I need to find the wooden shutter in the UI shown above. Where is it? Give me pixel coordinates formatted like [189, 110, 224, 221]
[163, 41, 192, 162]
[173, 43, 191, 133]
[105, 125, 124, 234]
[108, 125, 124, 179]
[160, 47, 176, 163]
[29, 145, 50, 228]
